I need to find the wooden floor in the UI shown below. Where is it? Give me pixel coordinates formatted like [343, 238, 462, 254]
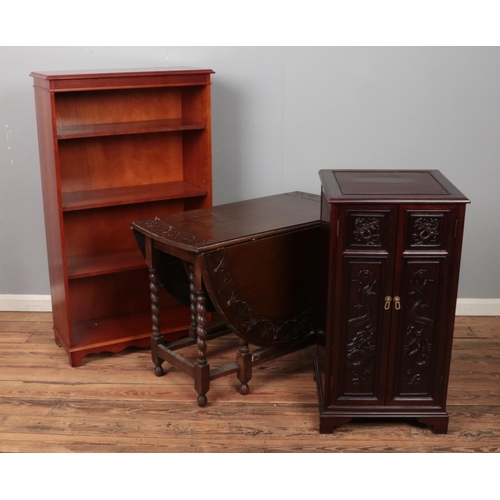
[0, 312, 499, 452]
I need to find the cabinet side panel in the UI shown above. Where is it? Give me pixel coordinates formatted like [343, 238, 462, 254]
[440, 204, 468, 406]
[32, 86, 71, 345]
[317, 191, 334, 408]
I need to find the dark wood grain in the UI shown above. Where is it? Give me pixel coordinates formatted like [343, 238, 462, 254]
[132, 192, 320, 406]
[132, 192, 320, 253]
[317, 170, 470, 434]
[319, 169, 469, 203]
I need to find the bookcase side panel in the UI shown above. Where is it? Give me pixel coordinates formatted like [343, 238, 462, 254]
[32, 84, 72, 346]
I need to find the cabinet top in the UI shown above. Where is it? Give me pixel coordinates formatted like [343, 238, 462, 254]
[30, 67, 214, 91]
[319, 170, 470, 204]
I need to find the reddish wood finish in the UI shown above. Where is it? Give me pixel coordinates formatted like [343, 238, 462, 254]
[131, 192, 321, 406]
[31, 67, 214, 366]
[57, 118, 205, 140]
[316, 170, 470, 434]
[61, 181, 206, 211]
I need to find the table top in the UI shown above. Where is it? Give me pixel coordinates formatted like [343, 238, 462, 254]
[131, 191, 320, 253]
[319, 169, 470, 204]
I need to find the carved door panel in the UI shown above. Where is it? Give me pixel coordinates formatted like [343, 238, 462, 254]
[332, 257, 394, 404]
[328, 204, 459, 409]
[386, 257, 450, 405]
[385, 206, 456, 406]
[330, 206, 397, 405]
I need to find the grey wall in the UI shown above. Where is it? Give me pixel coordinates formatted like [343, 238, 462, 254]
[0, 46, 497, 297]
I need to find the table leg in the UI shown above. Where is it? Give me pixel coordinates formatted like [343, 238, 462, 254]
[188, 264, 197, 340]
[237, 339, 252, 395]
[146, 238, 165, 377]
[194, 289, 210, 407]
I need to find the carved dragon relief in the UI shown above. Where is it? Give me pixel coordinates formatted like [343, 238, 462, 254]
[402, 268, 436, 389]
[410, 216, 441, 246]
[345, 269, 378, 388]
[208, 251, 316, 346]
[352, 217, 381, 246]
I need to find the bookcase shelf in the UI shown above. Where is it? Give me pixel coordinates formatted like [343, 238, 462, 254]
[31, 67, 214, 366]
[67, 249, 146, 279]
[57, 118, 206, 140]
[62, 181, 207, 211]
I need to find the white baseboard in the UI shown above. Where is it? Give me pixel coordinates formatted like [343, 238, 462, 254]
[455, 298, 500, 317]
[0, 294, 52, 312]
[0, 295, 499, 316]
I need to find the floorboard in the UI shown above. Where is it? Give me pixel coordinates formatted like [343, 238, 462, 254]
[1, 312, 499, 453]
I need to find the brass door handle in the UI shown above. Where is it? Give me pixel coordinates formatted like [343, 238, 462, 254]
[384, 296, 392, 310]
[394, 296, 401, 310]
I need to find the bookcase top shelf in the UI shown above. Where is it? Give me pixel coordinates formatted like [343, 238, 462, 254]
[30, 67, 215, 92]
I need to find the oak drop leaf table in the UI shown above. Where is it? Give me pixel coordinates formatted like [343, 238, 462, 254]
[131, 192, 320, 406]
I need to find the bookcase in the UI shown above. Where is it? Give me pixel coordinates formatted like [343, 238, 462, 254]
[31, 67, 214, 366]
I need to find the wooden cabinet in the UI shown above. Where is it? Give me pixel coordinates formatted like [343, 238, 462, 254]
[315, 170, 470, 433]
[31, 67, 214, 366]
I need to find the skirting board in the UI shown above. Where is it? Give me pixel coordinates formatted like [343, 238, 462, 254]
[0, 294, 52, 312]
[0, 295, 499, 316]
[455, 299, 500, 317]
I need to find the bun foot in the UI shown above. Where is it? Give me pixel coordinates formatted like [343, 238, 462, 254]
[154, 365, 165, 377]
[239, 383, 250, 395]
[197, 394, 208, 407]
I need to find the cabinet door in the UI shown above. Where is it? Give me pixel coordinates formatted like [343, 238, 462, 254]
[329, 207, 397, 405]
[386, 206, 457, 406]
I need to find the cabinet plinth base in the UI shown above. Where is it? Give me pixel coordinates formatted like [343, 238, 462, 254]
[314, 358, 449, 434]
[318, 413, 449, 435]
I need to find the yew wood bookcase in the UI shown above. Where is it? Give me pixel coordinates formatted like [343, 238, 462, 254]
[31, 67, 214, 366]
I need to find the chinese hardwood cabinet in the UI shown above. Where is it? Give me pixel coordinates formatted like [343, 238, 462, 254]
[315, 170, 469, 434]
[31, 67, 214, 366]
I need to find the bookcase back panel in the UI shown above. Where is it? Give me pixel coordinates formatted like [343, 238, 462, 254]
[183, 132, 212, 196]
[63, 200, 185, 257]
[59, 133, 184, 193]
[68, 269, 182, 321]
[55, 88, 183, 126]
[182, 86, 211, 122]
